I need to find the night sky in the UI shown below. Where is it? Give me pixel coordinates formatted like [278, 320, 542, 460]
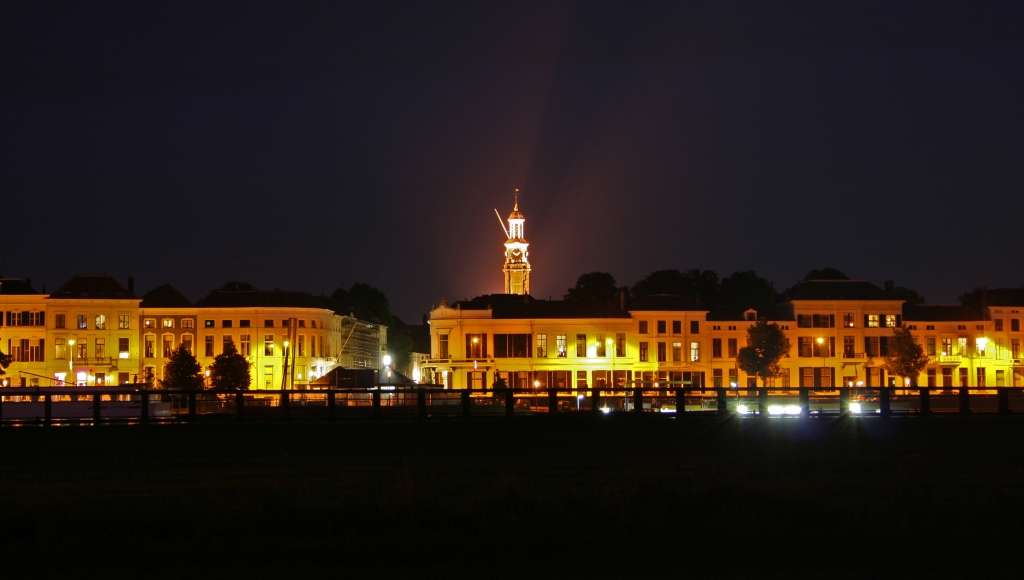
[3, 2, 1023, 321]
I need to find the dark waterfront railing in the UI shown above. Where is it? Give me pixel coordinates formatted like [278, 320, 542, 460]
[0, 383, 1022, 425]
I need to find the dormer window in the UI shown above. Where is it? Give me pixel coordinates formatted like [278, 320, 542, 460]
[744, 310, 757, 321]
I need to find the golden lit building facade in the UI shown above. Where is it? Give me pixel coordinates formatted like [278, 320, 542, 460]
[0, 275, 387, 390]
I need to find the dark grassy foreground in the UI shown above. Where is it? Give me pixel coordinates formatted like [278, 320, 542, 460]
[1, 416, 1023, 579]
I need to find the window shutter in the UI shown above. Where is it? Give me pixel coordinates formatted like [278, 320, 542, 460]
[880, 337, 889, 356]
[482, 334, 488, 358]
[864, 337, 870, 355]
[829, 314, 835, 328]
[863, 314, 869, 328]
[39, 339, 45, 362]
[830, 337, 836, 357]
[4, 311, 10, 326]
[895, 314, 902, 327]
[466, 335, 471, 357]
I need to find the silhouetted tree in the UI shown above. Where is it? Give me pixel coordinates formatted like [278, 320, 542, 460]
[565, 272, 619, 308]
[720, 270, 776, 306]
[210, 338, 251, 392]
[631, 269, 720, 308]
[736, 321, 788, 387]
[0, 348, 11, 379]
[893, 286, 926, 306]
[803, 268, 849, 281]
[160, 344, 204, 390]
[959, 287, 985, 314]
[882, 326, 929, 387]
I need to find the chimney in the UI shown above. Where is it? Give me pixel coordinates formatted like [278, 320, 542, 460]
[128, 276, 134, 294]
[26, 277, 31, 290]
[884, 280, 894, 294]
[618, 288, 627, 311]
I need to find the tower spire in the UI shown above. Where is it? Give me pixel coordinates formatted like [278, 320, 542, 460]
[503, 191, 530, 295]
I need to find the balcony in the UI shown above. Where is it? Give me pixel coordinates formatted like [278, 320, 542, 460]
[842, 353, 866, 359]
[931, 355, 962, 365]
[71, 357, 120, 367]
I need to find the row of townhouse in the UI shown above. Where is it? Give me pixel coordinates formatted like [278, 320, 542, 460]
[0, 274, 387, 390]
[423, 280, 1024, 391]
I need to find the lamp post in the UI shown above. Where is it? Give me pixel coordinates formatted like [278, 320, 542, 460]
[816, 337, 826, 388]
[607, 337, 619, 410]
[68, 339, 76, 385]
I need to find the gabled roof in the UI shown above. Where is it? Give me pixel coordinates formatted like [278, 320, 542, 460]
[707, 305, 794, 322]
[985, 288, 1024, 307]
[47, 274, 137, 300]
[0, 278, 40, 295]
[140, 284, 194, 308]
[903, 304, 981, 322]
[780, 280, 893, 302]
[451, 294, 630, 319]
[629, 294, 703, 312]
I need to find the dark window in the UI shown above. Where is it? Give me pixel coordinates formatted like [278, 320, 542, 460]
[240, 320, 251, 328]
[727, 338, 738, 358]
[657, 342, 666, 362]
[222, 320, 232, 328]
[264, 320, 274, 327]
[1012, 319, 1020, 332]
[576, 334, 586, 357]
[638, 321, 648, 334]
[672, 320, 681, 334]
[865, 337, 879, 357]
[657, 320, 666, 334]
[995, 319, 1004, 332]
[712, 339, 722, 358]
[639, 342, 649, 362]
[797, 315, 812, 328]
[493, 334, 532, 358]
[690, 321, 699, 334]
[204, 320, 214, 328]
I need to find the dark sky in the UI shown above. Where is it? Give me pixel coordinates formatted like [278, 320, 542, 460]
[3, 1, 1023, 322]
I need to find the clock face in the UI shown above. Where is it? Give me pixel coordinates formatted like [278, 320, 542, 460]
[511, 248, 522, 259]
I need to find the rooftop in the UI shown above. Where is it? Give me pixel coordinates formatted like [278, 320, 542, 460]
[984, 288, 1024, 307]
[47, 274, 136, 300]
[903, 304, 981, 322]
[140, 284, 195, 308]
[780, 280, 894, 302]
[0, 278, 40, 295]
[629, 294, 703, 312]
[707, 304, 794, 322]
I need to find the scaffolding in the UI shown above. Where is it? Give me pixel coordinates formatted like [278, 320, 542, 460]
[338, 316, 384, 369]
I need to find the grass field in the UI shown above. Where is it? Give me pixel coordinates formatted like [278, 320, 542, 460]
[1, 415, 1023, 579]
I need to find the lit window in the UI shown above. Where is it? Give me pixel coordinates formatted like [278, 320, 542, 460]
[535, 334, 547, 358]
[672, 342, 682, 362]
[690, 342, 700, 362]
[885, 315, 897, 328]
[95, 314, 106, 329]
[240, 334, 251, 356]
[55, 338, 67, 359]
[77, 315, 87, 329]
[181, 319, 194, 329]
[118, 315, 130, 329]
[556, 334, 567, 357]
[265, 335, 274, 356]
[867, 315, 880, 328]
[162, 319, 174, 328]
[95, 338, 106, 359]
[144, 318, 155, 329]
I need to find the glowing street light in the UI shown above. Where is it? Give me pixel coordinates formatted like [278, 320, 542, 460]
[382, 354, 392, 367]
[816, 337, 826, 387]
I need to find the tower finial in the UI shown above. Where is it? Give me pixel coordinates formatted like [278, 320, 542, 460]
[514, 188, 519, 211]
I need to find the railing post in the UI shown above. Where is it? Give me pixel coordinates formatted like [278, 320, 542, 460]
[998, 388, 1010, 415]
[880, 387, 891, 416]
[919, 387, 931, 415]
[591, 387, 602, 416]
[505, 387, 515, 418]
[417, 385, 427, 420]
[633, 384, 643, 414]
[93, 393, 101, 424]
[327, 389, 336, 422]
[188, 392, 197, 423]
[462, 389, 471, 418]
[281, 390, 290, 420]
[44, 393, 52, 426]
[717, 388, 728, 415]
[675, 385, 685, 417]
[0, 393, 3, 424]
[958, 386, 970, 415]
[372, 390, 382, 420]
[548, 386, 558, 415]
[799, 387, 810, 418]
[235, 391, 244, 419]
[758, 387, 768, 417]
[140, 391, 149, 424]
[839, 387, 850, 415]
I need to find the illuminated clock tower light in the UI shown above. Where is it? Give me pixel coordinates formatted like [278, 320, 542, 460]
[503, 192, 531, 295]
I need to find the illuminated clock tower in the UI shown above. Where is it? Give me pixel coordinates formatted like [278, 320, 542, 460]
[503, 196, 531, 295]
